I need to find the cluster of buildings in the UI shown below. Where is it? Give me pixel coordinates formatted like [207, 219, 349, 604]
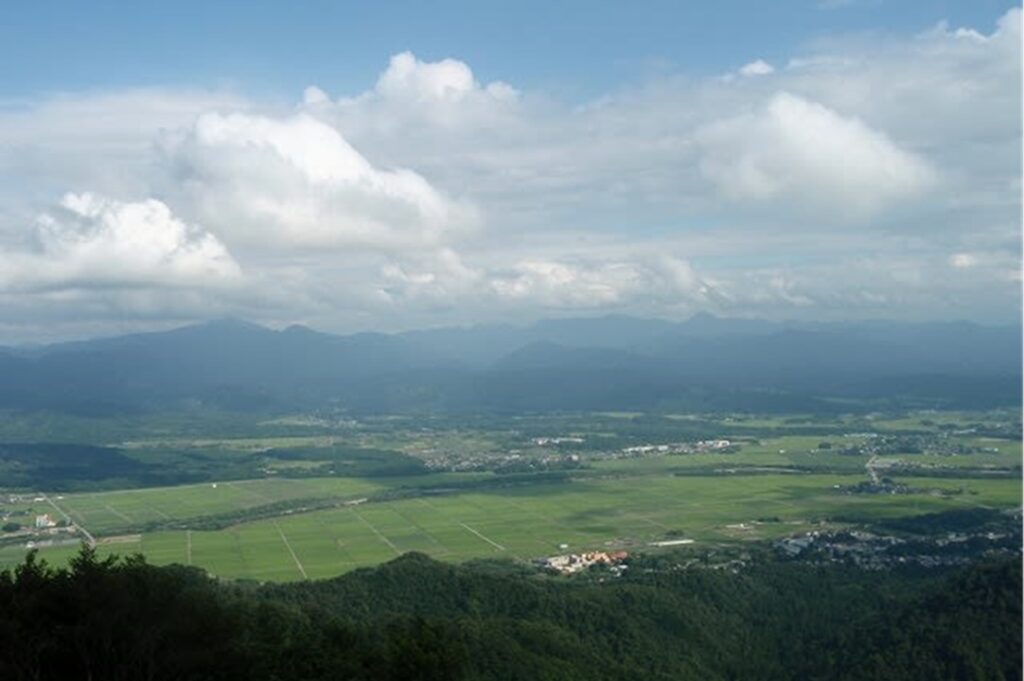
[422, 434, 742, 473]
[0, 495, 81, 550]
[838, 431, 997, 459]
[540, 550, 629, 575]
[621, 439, 733, 456]
[532, 436, 585, 446]
[775, 526, 1021, 569]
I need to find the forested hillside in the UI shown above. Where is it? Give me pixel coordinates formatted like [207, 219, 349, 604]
[1, 548, 1018, 680]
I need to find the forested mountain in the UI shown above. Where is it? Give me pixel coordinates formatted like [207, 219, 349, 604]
[0, 315, 1019, 415]
[1, 547, 1019, 681]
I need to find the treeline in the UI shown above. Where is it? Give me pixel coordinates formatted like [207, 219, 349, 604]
[1, 547, 1019, 680]
[116, 496, 361, 534]
[874, 507, 1018, 535]
[0, 442, 260, 491]
[270, 445, 429, 477]
[0, 441, 425, 492]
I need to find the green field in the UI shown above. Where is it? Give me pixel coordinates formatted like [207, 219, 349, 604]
[2, 411, 1019, 581]
[3, 463, 1018, 581]
[49, 477, 385, 534]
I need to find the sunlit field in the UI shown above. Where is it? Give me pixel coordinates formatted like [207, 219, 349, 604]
[4, 454, 1017, 580]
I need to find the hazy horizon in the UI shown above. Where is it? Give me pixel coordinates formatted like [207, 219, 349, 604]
[2, 310, 1023, 348]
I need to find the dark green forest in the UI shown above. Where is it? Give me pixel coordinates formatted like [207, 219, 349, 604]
[1, 547, 1019, 681]
[0, 442, 426, 492]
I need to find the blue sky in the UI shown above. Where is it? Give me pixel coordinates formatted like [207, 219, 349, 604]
[1, 1, 1013, 97]
[0, 2, 1019, 341]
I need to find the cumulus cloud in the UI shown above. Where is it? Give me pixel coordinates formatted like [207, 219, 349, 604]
[379, 249, 719, 315]
[739, 59, 775, 77]
[0, 193, 240, 292]
[694, 92, 935, 216]
[489, 256, 714, 309]
[0, 10, 1019, 339]
[303, 51, 521, 145]
[374, 51, 517, 104]
[380, 248, 484, 305]
[786, 9, 1020, 156]
[162, 112, 478, 251]
[302, 14, 1016, 231]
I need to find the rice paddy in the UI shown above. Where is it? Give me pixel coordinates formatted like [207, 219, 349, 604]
[2, 456, 1017, 581]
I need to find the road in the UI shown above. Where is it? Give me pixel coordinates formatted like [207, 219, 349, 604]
[866, 455, 882, 485]
[42, 494, 96, 548]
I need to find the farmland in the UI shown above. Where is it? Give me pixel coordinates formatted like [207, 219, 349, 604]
[1, 409, 1019, 581]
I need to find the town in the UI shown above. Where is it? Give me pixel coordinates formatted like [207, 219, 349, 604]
[538, 550, 630, 575]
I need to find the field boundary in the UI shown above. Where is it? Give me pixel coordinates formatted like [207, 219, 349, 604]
[44, 494, 96, 547]
[459, 522, 505, 551]
[352, 510, 401, 556]
[274, 522, 308, 579]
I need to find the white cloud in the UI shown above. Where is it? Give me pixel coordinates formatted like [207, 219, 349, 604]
[379, 249, 718, 315]
[380, 248, 484, 304]
[694, 92, 935, 216]
[786, 9, 1020, 158]
[302, 14, 1016, 232]
[301, 85, 330, 106]
[0, 10, 1019, 339]
[0, 193, 240, 292]
[493, 260, 634, 307]
[739, 59, 775, 77]
[303, 51, 522, 148]
[949, 252, 978, 269]
[162, 111, 478, 251]
[374, 51, 517, 104]
[0, 88, 248, 202]
[489, 256, 713, 309]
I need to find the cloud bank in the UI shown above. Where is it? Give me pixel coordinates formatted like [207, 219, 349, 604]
[0, 9, 1018, 340]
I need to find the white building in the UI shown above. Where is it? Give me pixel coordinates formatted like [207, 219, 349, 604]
[34, 514, 56, 529]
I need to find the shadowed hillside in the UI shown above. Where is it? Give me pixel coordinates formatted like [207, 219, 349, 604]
[1, 547, 1019, 681]
[0, 315, 1019, 415]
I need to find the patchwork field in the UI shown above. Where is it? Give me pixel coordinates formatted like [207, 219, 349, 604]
[2, 462, 1018, 581]
[2, 409, 1019, 581]
[47, 477, 386, 534]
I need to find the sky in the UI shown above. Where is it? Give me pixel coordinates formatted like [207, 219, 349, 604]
[0, 1, 1020, 342]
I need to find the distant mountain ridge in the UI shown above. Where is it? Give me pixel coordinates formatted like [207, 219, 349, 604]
[0, 314, 1019, 414]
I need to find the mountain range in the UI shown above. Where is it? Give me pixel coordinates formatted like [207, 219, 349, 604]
[0, 314, 1019, 415]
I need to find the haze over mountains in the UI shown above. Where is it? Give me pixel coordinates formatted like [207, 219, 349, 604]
[0, 314, 1018, 415]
